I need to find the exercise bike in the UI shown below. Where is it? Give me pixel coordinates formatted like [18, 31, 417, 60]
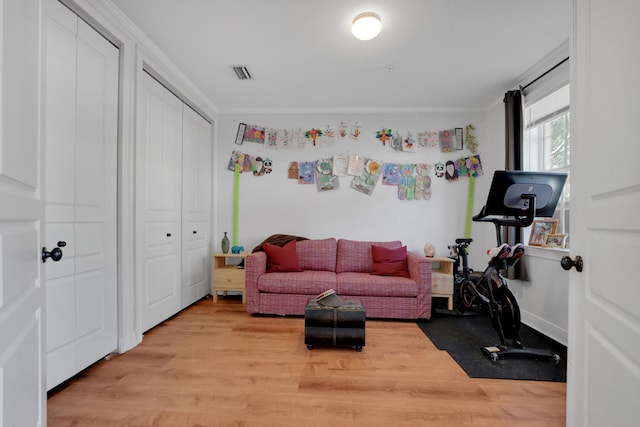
[451, 170, 567, 363]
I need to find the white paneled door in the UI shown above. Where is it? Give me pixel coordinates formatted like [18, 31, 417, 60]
[138, 72, 183, 331]
[0, 0, 46, 425]
[567, 0, 640, 425]
[181, 104, 212, 308]
[44, 0, 118, 390]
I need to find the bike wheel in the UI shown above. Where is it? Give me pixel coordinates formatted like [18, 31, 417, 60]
[491, 286, 521, 341]
[459, 280, 476, 310]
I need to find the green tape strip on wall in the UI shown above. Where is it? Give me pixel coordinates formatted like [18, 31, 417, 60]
[465, 174, 475, 238]
[233, 163, 239, 246]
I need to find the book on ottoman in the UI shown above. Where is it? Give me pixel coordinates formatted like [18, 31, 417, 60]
[304, 294, 365, 351]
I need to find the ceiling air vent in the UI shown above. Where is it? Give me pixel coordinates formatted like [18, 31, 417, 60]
[231, 65, 253, 80]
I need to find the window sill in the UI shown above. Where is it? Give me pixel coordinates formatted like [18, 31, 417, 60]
[525, 245, 569, 261]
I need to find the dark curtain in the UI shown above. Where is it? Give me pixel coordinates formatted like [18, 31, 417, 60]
[503, 90, 528, 280]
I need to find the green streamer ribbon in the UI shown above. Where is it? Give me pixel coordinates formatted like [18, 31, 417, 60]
[233, 163, 239, 246]
[465, 174, 475, 238]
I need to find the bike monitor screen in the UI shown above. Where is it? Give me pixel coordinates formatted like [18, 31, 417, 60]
[483, 170, 567, 218]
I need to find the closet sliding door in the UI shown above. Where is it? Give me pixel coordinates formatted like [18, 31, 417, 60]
[138, 72, 183, 332]
[138, 73, 212, 331]
[181, 105, 212, 308]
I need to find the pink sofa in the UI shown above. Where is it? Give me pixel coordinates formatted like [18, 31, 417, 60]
[245, 238, 432, 319]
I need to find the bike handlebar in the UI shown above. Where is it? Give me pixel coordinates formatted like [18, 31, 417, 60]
[473, 194, 537, 228]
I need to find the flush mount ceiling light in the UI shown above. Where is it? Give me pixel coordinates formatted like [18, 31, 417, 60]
[351, 12, 382, 41]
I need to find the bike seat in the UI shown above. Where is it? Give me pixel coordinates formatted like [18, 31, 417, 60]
[455, 238, 473, 244]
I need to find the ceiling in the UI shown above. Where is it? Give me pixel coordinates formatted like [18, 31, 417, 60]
[107, 0, 570, 113]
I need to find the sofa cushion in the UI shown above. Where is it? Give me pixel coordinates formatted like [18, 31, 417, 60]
[371, 245, 410, 278]
[257, 271, 337, 295]
[336, 272, 418, 297]
[336, 239, 402, 273]
[263, 240, 303, 273]
[296, 238, 337, 271]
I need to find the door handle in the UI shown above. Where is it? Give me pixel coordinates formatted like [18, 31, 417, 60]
[42, 241, 66, 263]
[561, 255, 583, 272]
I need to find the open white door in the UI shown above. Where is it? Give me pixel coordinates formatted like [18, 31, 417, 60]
[567, 1, 640, 425]
[0, 0, 46, 425]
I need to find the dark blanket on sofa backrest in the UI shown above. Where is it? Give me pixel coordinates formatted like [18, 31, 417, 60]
[251, 234, 309, 253]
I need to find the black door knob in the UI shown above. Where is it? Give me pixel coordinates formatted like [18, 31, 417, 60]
[561, 255, 583, 272]
[42, 242, 65, 263]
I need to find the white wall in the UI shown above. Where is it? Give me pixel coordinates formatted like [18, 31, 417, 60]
[214, 107, 569, 346]
[215, 112, 491, 255]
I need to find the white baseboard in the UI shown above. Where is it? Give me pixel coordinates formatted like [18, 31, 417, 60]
[521, 309, 568, 347]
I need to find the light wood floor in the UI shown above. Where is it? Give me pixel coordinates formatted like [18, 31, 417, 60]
[47, 296, 566, 427]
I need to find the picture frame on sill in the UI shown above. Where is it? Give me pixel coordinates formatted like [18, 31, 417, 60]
[543, 233, 568, 248]
[528, 219, 558, 246]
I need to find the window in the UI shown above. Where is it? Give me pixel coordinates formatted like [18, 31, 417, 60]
[524, 84, 570, 246]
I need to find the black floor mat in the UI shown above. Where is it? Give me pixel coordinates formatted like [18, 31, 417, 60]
[417, 311, 567, 381]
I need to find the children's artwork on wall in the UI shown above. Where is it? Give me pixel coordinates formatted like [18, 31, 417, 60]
[439, 129, 453, 152]
[445, 160, 458, 181]
[228, 151, 272, 177]
[415, 163, 432, 200]
[277, 129, 290, 149]
[292, 129, 306, 149]
[434, 162, 445, 178]
[228, 150, 245, 171]
[332, 153, 349, 176]
[315, 158, 340, 191]
[338, 122, 348, 139]
[465, 124, 478, 154]
[298, 161, 315, 184]
[455, 128, 464, 150]
[351, 158, 383, 196]
[350, 122, 361, 140]
[243, 124, 265, 144]
[320, 126, 336, 147]
[376, 128, 393, 146]
[288, 161, 299, 179]
[252, 156, 265, 176]
[426, 131, 440, 148]
[452, 154, 484, 178]
[265, 128, 278, 149]
[235, 123, 246, 145]
[347, 154, 365, 176]
[389, 133, 402, 152]
[402, 132, 417, 152]
[466, 155, 483, 177]
[454, 158, 467, 177]
[382, 163, 400, 185]
[397, 164, 416, 200]
[418, 131, 439, 149]
[232, 120, 476, 154]
[242, 154, 252, 172]
[263, 158, 273, 174]
[305, 128, 322, 146]
[417, 132, 428, 149]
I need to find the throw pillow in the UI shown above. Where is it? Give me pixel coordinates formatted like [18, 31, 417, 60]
[371, 245, 410, 278]
[263, 240, 303, 273]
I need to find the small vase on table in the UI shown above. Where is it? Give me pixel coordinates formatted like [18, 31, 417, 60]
[221, 232, 230, 254]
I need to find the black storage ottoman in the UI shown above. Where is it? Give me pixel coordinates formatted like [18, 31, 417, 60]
[304, 298, 366, 351]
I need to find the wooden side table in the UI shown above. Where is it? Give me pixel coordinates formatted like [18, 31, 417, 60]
[211, 253, 247, 303]
[430, 256, 455, 310]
